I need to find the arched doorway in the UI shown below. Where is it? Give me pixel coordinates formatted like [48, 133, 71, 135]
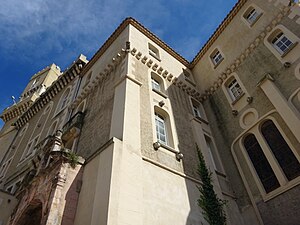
[15, 202, 43, 225]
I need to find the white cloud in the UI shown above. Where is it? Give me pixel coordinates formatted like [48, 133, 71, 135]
[0, 0, 134, 64]
[0, 0, 236, 66]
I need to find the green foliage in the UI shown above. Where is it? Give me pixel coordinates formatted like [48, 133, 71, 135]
[65, 151, 79, 169]
[197, 145, 226, 225]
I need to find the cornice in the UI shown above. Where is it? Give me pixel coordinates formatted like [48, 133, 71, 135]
[80, 17, 189, 77]
[130, 47, 203, 102]
[71, 48, 128, 109]
[0, 100, 32, 123]
[13, 58, 87, 129]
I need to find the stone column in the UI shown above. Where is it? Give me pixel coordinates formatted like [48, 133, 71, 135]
[257, 74, 300, 143]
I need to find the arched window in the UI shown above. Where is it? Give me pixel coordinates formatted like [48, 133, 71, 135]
[244, 133, 280, 193]
[265, 26, 298, 60]
[155, 113, 167, 145]
[76, 101, 86, 113]
[271, 32, 293, 55]
[48, 121, 58, 136]
[60, 88, 70, 110]
[243, 5, 262, 26]
[151, 72, 166, 95]
[261, 120, 300, 181]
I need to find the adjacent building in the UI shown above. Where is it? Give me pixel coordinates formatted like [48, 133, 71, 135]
[0, 0, 300, 224]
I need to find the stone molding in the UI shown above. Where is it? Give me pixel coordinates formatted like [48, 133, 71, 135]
[13, 58, 87, 129]
[199, 5, 292, 102]
[80, 17, 189, 77]
[0, 101, 32, 123]
[130, 47, 203, 102]
[70, 49, 128, 109]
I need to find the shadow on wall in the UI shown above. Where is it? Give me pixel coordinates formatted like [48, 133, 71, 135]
[61, 167, 84, 225]
[164, 71, 207, 225]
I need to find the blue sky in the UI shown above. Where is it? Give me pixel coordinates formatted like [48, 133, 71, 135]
[0, 0, 237, 128]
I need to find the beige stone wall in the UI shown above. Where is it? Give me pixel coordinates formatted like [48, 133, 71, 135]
[0, 74, 80, 191]
[75, 27, 129, 159]
[0, 191, 18, 225]
[192, 1, 300, 224]
[192, 0, 283, 92]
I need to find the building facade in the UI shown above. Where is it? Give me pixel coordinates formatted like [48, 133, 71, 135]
[0, 0, 300, 224]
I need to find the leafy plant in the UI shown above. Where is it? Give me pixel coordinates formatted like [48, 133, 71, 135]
[64, 151, 79, 169]
[197, 145, 226, 225]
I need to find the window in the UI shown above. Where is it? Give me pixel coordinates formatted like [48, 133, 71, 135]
[59, 88, 71, 111]
[151, 78, 161, 92]
[227, 79, 243, 101]
[0, 159, 12, 179]
[191, 99, 202, 119]
[48, 121, 58, 136]
[30, 79, 37, 88]
[25, 142, 32, 157]
[6, 185, 13, 194]
[244, 134, 280, 193]
[6, 179, 22, 194]
[210, 49, 224, 67]
[76, 100, 86, 113]
[155, 113, 167, 145]
[205, 135, 223, 173]
[243, 6, 262, 25]
[150, 72, 166, 97]
[264, 25, 299, 62]
[271, 32, 294, 55]
[148, 43, 160, 60]
[22, 136, 39, 159]
[243, 119, 300, 194]
[261, 120, 300, 181]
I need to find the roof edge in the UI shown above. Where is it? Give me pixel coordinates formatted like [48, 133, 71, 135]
[190, 0, 248, 68]
[81, 17, 189, 75]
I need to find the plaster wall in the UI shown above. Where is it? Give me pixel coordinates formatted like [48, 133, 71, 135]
[0, 191, 18, 225]
[192, 0, 283, 92]
[76, 27, 129, 159]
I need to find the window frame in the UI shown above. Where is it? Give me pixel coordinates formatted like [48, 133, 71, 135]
[20, 135, 40, 161]
[190, 98, 204, 119]
[271, 32, 294, 56]
[227, 78, 244, 101]
[155, 112, 168, 145]
[151, 77, 161, 92]
[150, 72, 167, 98]
[264, 25, 299, 63]
[239, 116, 300, 200]
[242, 5, 263, 27]
[210, 49, 224, 67]
[260, 120, 300, 181]
[54, 86, 72, 116]
[148, 43, 161, 61]
[0, 158, 12, 180]
[153, 106, 175, 149]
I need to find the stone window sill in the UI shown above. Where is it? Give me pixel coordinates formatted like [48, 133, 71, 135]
[247, 13, 262, 27]
[213, 57, 224, 69]
[149, 52, 161, 62]
[152, 88, 168, 98]
[231, 92, 245, 105]
[263, 176, 300, 202]
[193, 116, 209, 125]
[280, 42, 298, 58]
